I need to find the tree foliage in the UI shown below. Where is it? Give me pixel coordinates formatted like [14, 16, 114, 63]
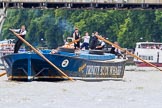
[1, 9, 162, 48]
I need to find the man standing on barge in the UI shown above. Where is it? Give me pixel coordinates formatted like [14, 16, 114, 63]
[73, 28, 80, 49]
[9, 25, 27, 53]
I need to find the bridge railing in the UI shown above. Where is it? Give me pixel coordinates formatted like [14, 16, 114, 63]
[1, 0, 162, 9]
[1, 0, 108, 3]
[0, 0, 142, 3]
[1, 0, 162, 3]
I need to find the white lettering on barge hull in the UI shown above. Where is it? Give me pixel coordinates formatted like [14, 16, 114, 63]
[86, 65, 121, 76]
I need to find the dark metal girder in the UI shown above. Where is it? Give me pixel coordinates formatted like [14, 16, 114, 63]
[1, 2, 162, 10]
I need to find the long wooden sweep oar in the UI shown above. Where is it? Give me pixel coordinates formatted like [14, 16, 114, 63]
[0, 71, 6, 77]
[67, 39, 80, 45]
[96, 35, 162, 71]
[10, 30, 73, 81]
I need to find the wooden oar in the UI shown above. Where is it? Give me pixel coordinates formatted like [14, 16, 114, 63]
[96, 35, 162, 71]
[67, 39, 80, 45]
[10, 30, 73, 81]
[0, 71, 6, 77]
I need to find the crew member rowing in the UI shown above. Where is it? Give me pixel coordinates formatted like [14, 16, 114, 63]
[9, 25, 27, 53]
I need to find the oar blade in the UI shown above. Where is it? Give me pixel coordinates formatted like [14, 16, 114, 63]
[0, 71, 6, 77]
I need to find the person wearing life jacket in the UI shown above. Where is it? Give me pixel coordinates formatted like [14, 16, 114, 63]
[10, 25, 27, 53]
[73, 28, 80, 49]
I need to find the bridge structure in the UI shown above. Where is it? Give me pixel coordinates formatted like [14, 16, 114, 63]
[0, 5, 7, 34]
[1, 0, 162, 34]
[1, 0, 162, 9]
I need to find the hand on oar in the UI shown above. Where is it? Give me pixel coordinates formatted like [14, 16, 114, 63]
[67, 39, 80, 45]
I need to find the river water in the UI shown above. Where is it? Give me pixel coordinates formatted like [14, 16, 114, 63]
[0, 66, 162, 108]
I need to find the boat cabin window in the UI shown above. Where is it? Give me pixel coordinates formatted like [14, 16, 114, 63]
[139, 55, 153, 60]
[138, 44, 162, 49]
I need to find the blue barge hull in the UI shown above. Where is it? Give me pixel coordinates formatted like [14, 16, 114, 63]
[1, 53, 126, 81]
